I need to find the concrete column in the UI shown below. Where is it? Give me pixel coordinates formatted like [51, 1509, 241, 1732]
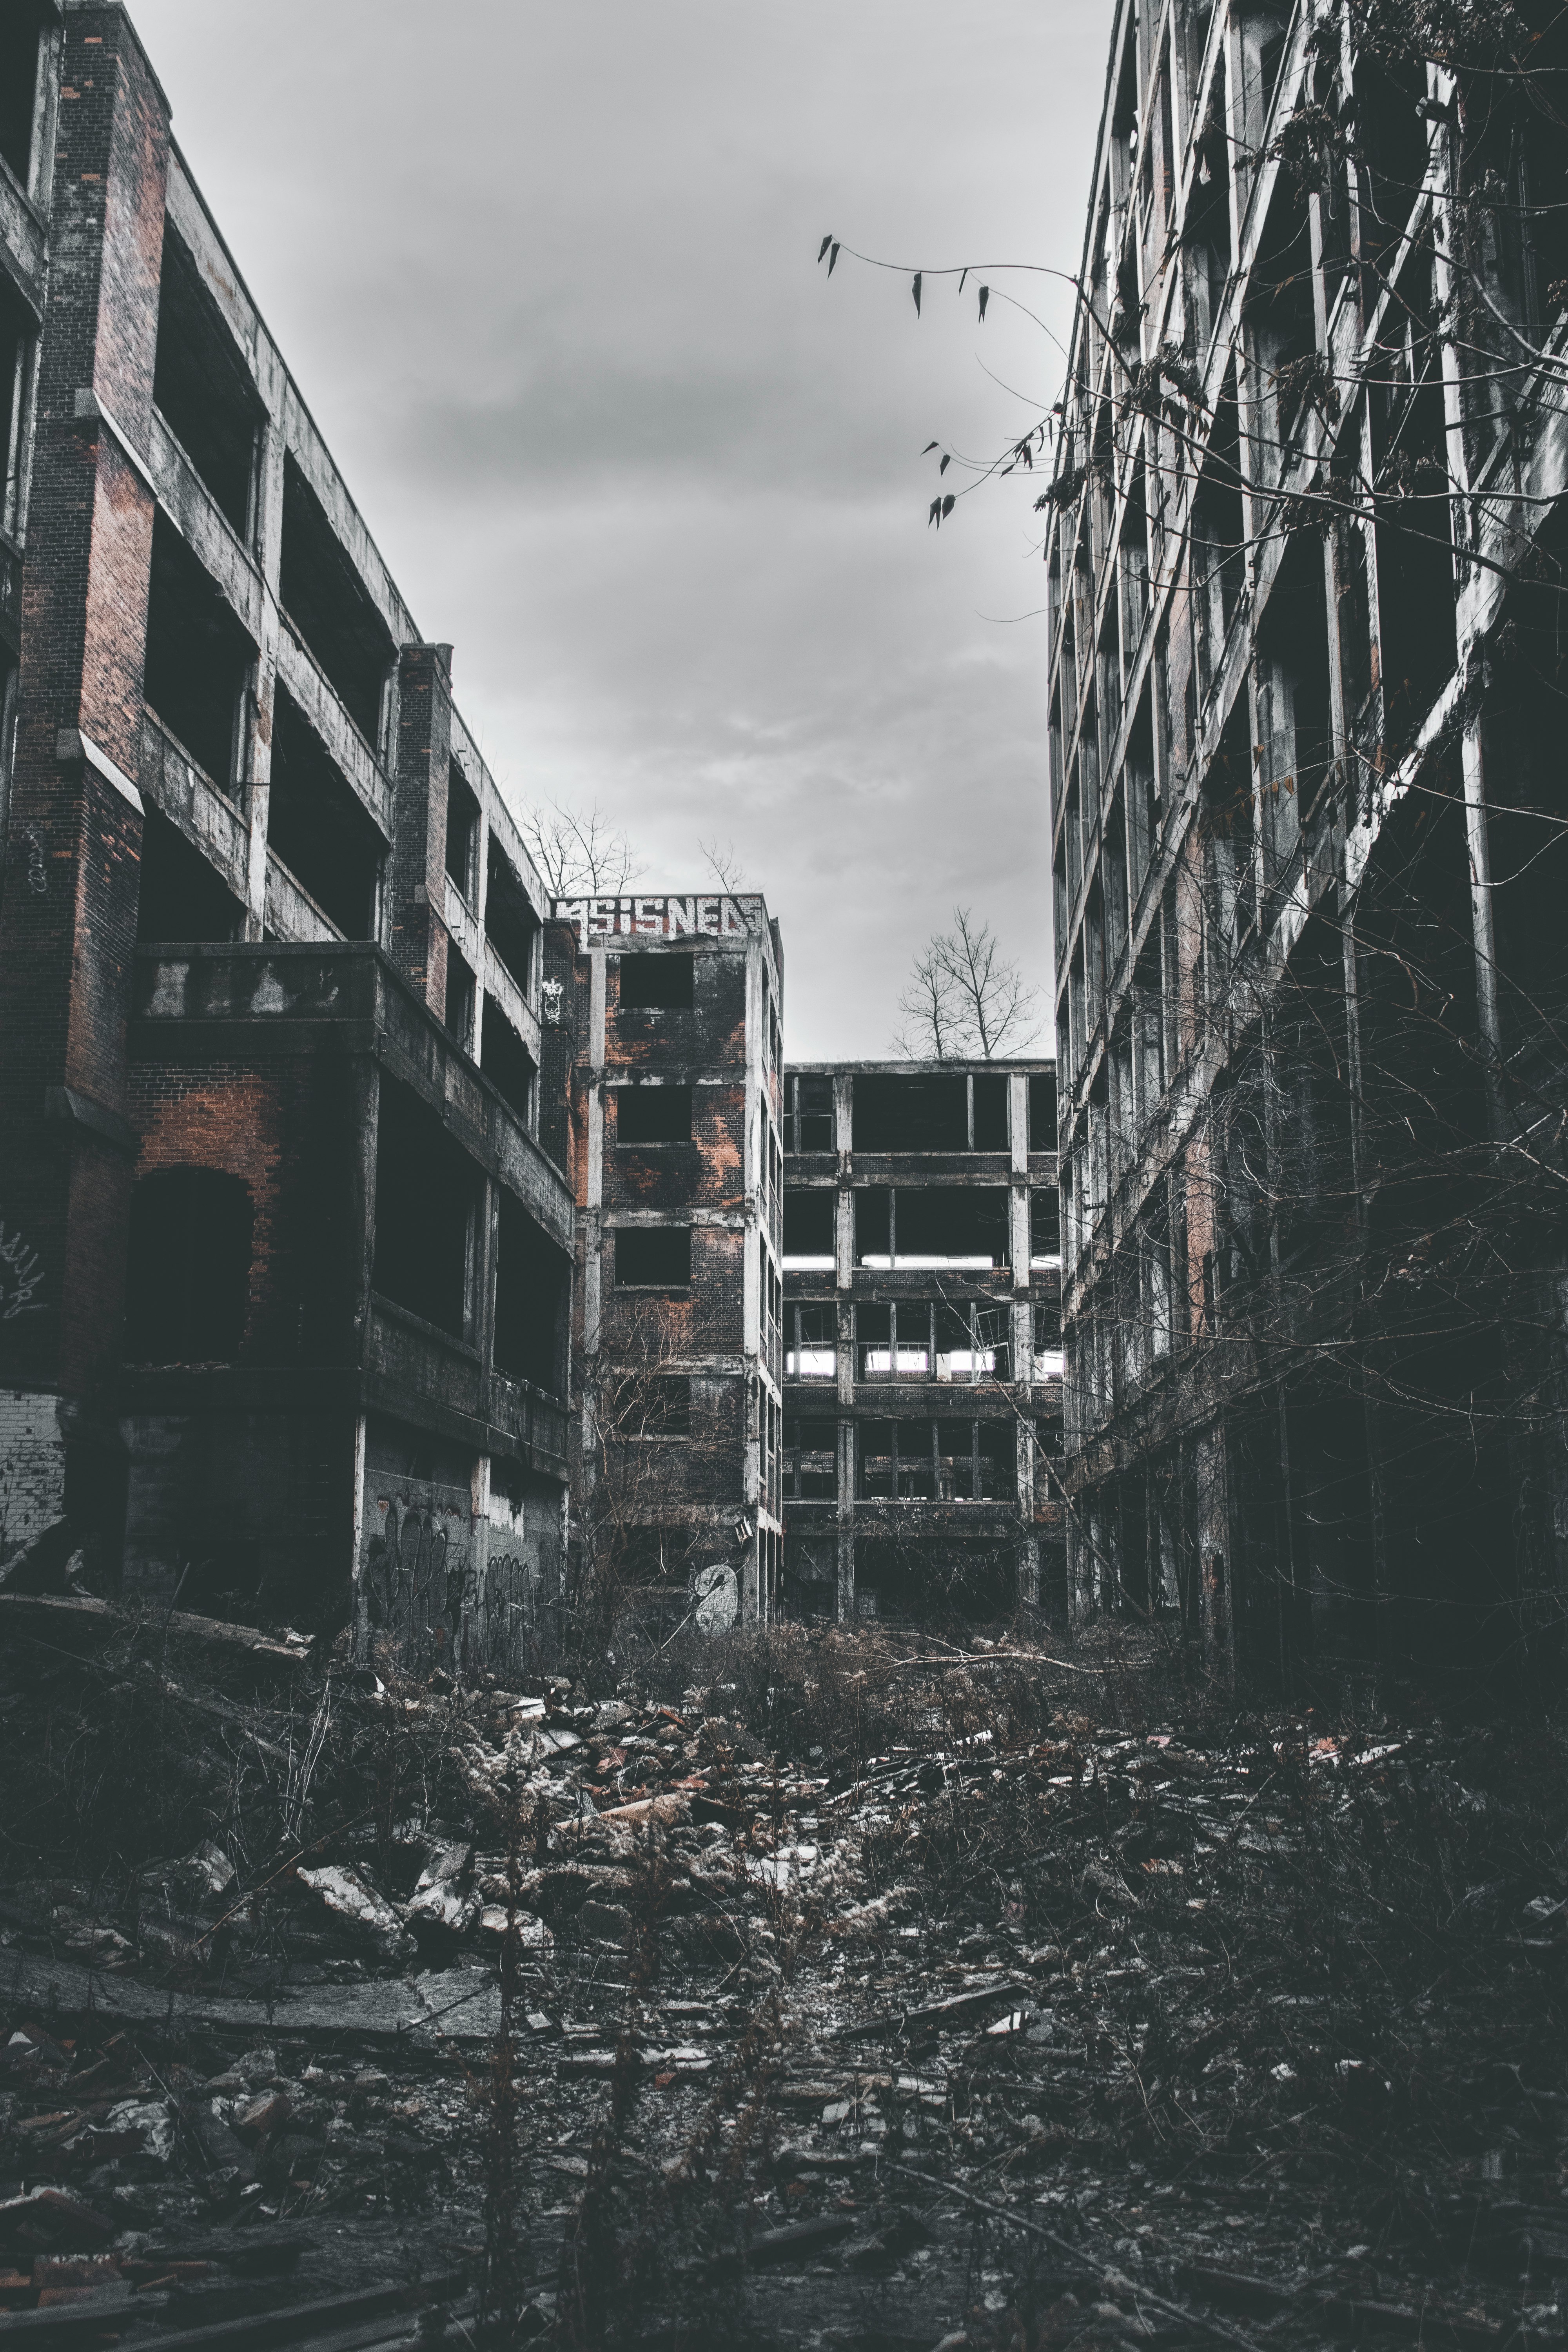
[465, 804, 489, 1061]
[349, 1412, 369, 1661]
[386, 642, 455, 1013]
[837, 1418, 855, 1622]
[1461, 718, 1508, 1143]
[1194, 1423, 1234, 1682]
[243, 401, 286, 941]
[1016, 1412, 1040, 1612]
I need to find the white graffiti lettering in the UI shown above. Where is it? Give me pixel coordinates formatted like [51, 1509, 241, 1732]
[0, 1218, 45, 1321]
[553, 893, 765, 949]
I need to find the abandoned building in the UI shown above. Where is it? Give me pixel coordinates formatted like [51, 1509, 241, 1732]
[545, 894, 786, 1627]
[780, 1062, 1063, 1622]
[1047, 0, 1568, 1685]
[0, 0, 573, 1668]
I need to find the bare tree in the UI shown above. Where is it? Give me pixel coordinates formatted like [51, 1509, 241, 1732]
[521, 800, 645, 902]
[894, 908, 1044, 1060]
[699, 836, 748, 893]
[563, 1298, 741, 1667]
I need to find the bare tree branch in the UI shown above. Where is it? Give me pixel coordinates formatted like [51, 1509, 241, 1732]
[521, 801, 646, 901]
[895, 909, 1044, 1059]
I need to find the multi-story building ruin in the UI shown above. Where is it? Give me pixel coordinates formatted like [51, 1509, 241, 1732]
[0, 1, 1060, 1659]
[781, 1061, 1062, 1622]
[1046, 0, 1568, 1686]
[545, 893, 786, 1629]
[0, 2, 572, 1668]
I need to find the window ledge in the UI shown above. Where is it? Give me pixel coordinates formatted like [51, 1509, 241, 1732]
[370, 1290, 480, 1361]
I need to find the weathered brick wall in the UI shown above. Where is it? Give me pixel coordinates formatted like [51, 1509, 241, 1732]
[125, 1053, 363, 1364]
[0, 1390, 67, 1561]
[0, 8, 170, 1409]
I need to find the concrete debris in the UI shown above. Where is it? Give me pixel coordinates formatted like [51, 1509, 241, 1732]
[292, 1868, 414, 1967]
[2, 1615, 1565, 2348]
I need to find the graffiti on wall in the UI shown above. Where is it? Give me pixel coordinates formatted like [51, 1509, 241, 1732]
[359, 1484, 475, 1674]
[358, 1474, 559, 1679]
[0, 1217, 45, 1322]
[553, 895, 765, 948]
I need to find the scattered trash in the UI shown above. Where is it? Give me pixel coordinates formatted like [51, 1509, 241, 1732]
[2, 1614, 1563, 2348]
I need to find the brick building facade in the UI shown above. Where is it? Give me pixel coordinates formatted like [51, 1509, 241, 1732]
[0, 1, 572, 1668]
[0, 0, 1061, 1656]
[545, 894, 785, 1628]
[781, 1062, 1063, 1622]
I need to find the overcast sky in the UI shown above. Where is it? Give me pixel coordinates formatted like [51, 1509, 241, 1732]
[132, 1, 1109, 1059]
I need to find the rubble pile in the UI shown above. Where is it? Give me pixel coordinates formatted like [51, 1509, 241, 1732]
[2, 1594, 1566, 2350]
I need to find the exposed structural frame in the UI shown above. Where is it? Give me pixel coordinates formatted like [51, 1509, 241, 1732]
[1044, 0, 1568, 1683]
[0, 0, 572, 1668]
[547, 895, 787, 1626]
[781, 1060, 1062, 1623]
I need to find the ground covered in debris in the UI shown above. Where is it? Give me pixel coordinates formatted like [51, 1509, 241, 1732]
[2, 1591, 1566, 2351]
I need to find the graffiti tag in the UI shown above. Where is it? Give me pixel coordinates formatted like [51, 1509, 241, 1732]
[0, 1219, 45, 1321]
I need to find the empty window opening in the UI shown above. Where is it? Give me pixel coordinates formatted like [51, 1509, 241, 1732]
[1029, 1073, 1058, 1151]
[856, 1303, 894, 1380]
[786, 1073, 833, 1154]
[786, 1303, 835, 1379]
[1034, 1296, 1064, 1374]
[278, 454, 393, 744]
[618, 952, 694, 1010]
[972, 1074, 1008, 1150]
[492, 1191, 566, 1394]
[266, 687, 382, 939]
[1370, 251, 1457, 748]
[940, 1300, 1009, 1382]
[615, 1225, 691, 1289]
[0, 7, 42, 189]
[445, 762, 480, 901]
[1352, 46, 1427, 268]
[152, 225, 261, 538]
[143, 514, 253, 789]
[445, 946, 476, 1051]
[135, 806, 243, 943]
[957, 1420, 1016, 1500]
[1247, 188, 1317, 477]
[856, 1187, 1010, 1269]
[1192, 371, 1246, 700]
[1241, 6, 1290, 146]
[622, 1374, 691, 1438]
[373, 1080, 473, 1337]
[616, 1083, 692, 1145]
[855, 1418, 1014, 1503]
[783, 1189, 834, 1269]
[858, 1418, 932, 1501]
[853, 1074, 966, 1152]
[784, 1416, 837, 1499]
[485, 838, 538, 994]
[0, 277, 30, 539]
[481, 999, 535, 1126]
[620, 1526, 691, 1587]
[1031, 1187, 1062, 1265]
[125, 1167, 253, 1364]
[1257, 534, 1334, 920]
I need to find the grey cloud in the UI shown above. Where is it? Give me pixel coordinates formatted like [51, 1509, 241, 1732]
[132, 0, 1108, 1056]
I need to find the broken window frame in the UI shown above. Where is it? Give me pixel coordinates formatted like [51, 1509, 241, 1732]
[786, 1302, 835, 1381]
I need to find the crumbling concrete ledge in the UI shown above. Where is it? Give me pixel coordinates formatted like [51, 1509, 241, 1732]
[1, 1952, 503, 2049]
